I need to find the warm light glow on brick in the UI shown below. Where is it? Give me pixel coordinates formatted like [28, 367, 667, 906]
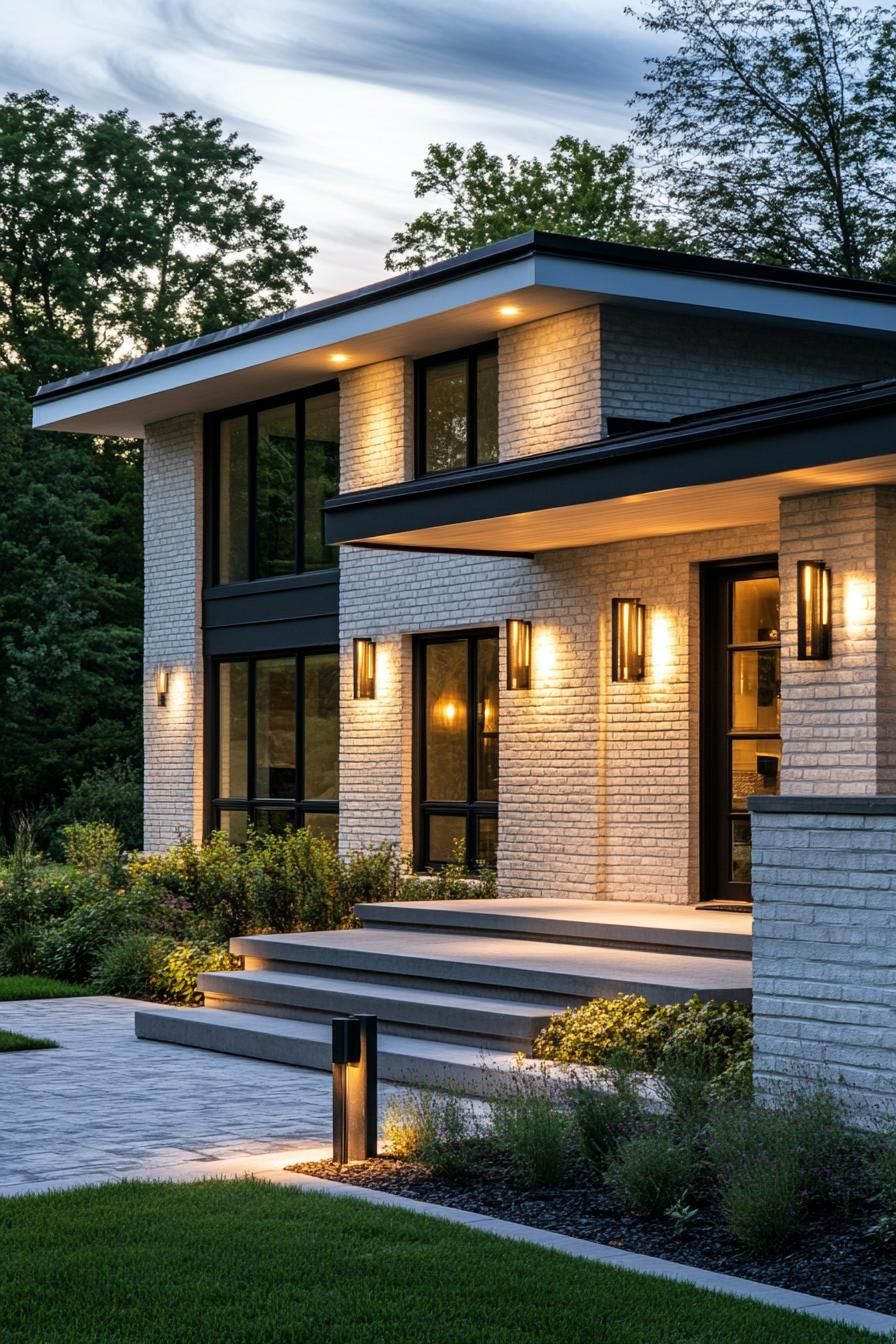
[650, 611, 676, 683]
[533, 627, 558, 682]
[844, 574, 873, 639]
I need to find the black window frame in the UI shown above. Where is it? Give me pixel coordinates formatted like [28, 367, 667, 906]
[414, 341, 498, 478]
[211, 646, 339, 838]
[413, 629, 499, 871]
[207, 380, 340, 587]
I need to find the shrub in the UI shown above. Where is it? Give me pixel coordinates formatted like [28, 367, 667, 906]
[383, 1090, 477, 1177]
[606, 1128, 700, 1217]
[660, 996, 753, 1085]
[62, 822, 125, 878]
[533, 994, 668, 1070]
[706, 1087, 854, 1252]
[0, 926, 39, 975]
[490, 1075, 570, 1187]
[867, 1133, 896, 1211]
[91, 934, 171, 999]
[400, 838, 497, 901]
[33, 896, 133, 983]
[155, 941, 238, 1005]
[49, 760, 142, 853]
[571, 1080, 642, 1171]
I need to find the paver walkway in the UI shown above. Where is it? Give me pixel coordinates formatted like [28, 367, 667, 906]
[0, 996, 397, 1195]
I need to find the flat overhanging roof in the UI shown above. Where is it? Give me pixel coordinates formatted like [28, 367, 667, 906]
[323, 379, 896, 555]
[31, 231, 896, 438]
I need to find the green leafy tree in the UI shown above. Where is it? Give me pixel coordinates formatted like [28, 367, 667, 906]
[385, 136, 678, 271]
[628, 0, 896, 278]
[0, 90, 315, 839]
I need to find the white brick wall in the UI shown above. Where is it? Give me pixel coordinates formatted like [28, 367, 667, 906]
[339, 520, 778, 901]
[752, 802, 896, 1118]
[780, 487, 896, 795]
[143, 414, 204, 851]
[600, 306, 896, 426]
[498, 308, 601, 458]
[340, 358, 413, 492]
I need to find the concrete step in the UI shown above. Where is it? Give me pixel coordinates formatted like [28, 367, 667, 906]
[231, 928, 752, 1007]
[198, 969, 560, 1051]
[355, 898, 752, 959]
[134, 1006, 520, 1095]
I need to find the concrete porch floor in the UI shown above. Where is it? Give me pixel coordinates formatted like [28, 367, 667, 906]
[356, 897, 752, 957]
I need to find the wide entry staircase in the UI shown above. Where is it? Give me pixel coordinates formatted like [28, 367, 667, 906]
[135, 899, 752, 1094]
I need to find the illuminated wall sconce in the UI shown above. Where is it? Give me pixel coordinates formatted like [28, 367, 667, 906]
[156, 666, 169, 708]
[611, 598, 646, 682]
[353, 638, 376, 699]
[797, 560, 832, 660]
[506, 619, 532, 690]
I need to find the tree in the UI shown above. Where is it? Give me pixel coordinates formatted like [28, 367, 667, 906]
[385, 136, 678, 271]
[0, 90, 315, 838]
[628, 0, 896, 279]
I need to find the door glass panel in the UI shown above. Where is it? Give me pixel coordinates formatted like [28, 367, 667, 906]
[476, 637, 499, 801]
[428, 814, 466, 863]
[477, 816, 498, 868]
[305, 812, 338, 843]
[731, 649, 780, 731]
[218, 415, 249, 583]
[304, 652, 339, 801]
[731, 738, 780, 810]
[303, 390, 339, 571]
[731, 817, 753, 883]
[425, 360, 468, 473]
[255, 658, 296, 798]
[255, 403, 296, 578]
[218, 661, 248, 798]
[426, 641, 468, 800]
[475, 352, 498, 464]
[732, 577, 780, 643]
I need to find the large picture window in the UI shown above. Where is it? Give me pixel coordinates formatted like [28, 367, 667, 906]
[214, 650, 339, 842]
[415, 343, 498, 475]
[414, 631, 498, 869]
[213, 384, 339, 585]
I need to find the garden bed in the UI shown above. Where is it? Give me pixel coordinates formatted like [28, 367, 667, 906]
[289, 1146, 896, 1316]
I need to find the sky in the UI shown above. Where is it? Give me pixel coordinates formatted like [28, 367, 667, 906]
[0, 0, 663, 298]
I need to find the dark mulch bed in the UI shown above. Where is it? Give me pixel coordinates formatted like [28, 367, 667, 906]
[289, 1145, 896, 1316]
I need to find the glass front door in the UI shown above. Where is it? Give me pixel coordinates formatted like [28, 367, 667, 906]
[702, 560, 781, 902]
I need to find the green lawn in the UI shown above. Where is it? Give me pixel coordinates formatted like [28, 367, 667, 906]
[0, 1027, 58, 1051]
[0, 1180, 876, 1344]
[0, 975, 92, 1001]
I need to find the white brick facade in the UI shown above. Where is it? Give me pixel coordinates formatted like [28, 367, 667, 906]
[752, 802, 896, 1117]
[779, 487, 896, 795]
[498, 308, 601, 457]
[143, 414, 204, 851]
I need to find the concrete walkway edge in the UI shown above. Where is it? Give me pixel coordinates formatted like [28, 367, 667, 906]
[4, 1148, 895, 1336]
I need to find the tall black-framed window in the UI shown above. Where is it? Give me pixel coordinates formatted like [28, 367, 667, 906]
[414, 630, 499, 869]
[415, 342, 498, 476]
[211, 382, 339, 586]
[213, 649, 339, 842]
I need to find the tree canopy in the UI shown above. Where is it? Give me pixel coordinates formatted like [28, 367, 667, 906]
[628, 0, 896, 278]
[385, 136, 680, 271]
[0, 90, 315, 838]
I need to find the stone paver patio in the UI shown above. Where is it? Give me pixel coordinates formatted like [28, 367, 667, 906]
[0, 995, 398, 1194]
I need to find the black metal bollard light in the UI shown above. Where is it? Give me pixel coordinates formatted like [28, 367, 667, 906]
[332, 1014, 378, 1166]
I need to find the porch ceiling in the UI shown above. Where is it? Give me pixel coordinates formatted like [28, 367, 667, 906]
[324, 382, 896, 556]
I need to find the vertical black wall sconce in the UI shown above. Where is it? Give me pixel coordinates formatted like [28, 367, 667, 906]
[353, 638, 376, 699]
[506, 619, 532, 690]
[611, 598, 646, 682]
[797, 561, 832, 660]
[156, 666, 169, 708]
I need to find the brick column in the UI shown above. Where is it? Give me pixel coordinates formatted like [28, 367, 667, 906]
[779, 486, 896, 794]
[143, 414, 204, 851]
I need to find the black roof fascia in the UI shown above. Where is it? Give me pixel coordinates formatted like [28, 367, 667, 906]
[323, 379, 896, 546]
[32, 232, 896, 406]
